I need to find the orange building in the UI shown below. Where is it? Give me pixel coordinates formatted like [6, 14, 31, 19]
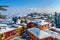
[29, 19, 49, 30]
[37, 20, 49, 30]
[27, 27, 54, 40]
[27, 19, 49, 30]
[38, 22, 49, 30]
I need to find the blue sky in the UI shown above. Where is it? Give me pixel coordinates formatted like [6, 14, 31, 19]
[0, 0, 60, 18]
[0, 0, 59, 8]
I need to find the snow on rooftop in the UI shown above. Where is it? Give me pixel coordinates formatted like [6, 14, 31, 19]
[33, 19, 49, 25]
[33, 16, 41, 18]
[18, 25, 22, 28]
[36, 19, 49, 25]
[16, 19, 21, 24]
[21, 23, 27, 25]
[27, 19, 49, 25]
[0, 19, 12, 24]
[12, 24, 22, 28]
[38, 21, 49, 25]
[0, 24, 22, 34]
[27, 20, 33, 23]
[27, 27, 51, 39]
[43, 29, 60, 39]
[0, 27, 16, 34]
[51, 27, 60, 32]
[0, 24, 8, 27]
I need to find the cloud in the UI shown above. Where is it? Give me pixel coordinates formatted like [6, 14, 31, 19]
[1, 7, 60, 18]
[28, 7, 60, 14]
[29, 8, 55, 13]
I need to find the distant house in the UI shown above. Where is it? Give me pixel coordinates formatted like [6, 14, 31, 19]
[0, 13, 6, 19]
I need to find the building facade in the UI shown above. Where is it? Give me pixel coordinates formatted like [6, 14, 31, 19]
[55, 12, 60, 28]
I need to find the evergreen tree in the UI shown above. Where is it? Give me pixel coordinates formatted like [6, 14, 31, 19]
[12, 16, 17, 24]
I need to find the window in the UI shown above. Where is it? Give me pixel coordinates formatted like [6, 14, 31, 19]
[12, 31, 16, 35]
[1, 34, 3, 38]
[8, 32, 10, 37]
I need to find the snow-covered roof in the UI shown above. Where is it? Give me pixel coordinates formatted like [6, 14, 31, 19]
[43, 29, 60, 39]
[33, 19, 49, 25]
[20, 15, 26, 17]
[49, 26, 60, 38]
[51, 27, 60, 32]
[0, 24, 22, 34]
[0, 24, 8, 27]
[16, 19, 21, 24]
[27, 19, 49, 26]
[38, 21, 49, 25]
[0, 27, 16, 34]
[0, 19, 12, 24]
[21, 23, 27, 25]
[22, 19, 25, 21]
[33, 16, 41, 18]
[38, 19, 49, 25]
[12, 24, 22, 28]
[27, 27, 51, 39]
[27, 20, 33, 23]
[27, 16, 31, 18]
